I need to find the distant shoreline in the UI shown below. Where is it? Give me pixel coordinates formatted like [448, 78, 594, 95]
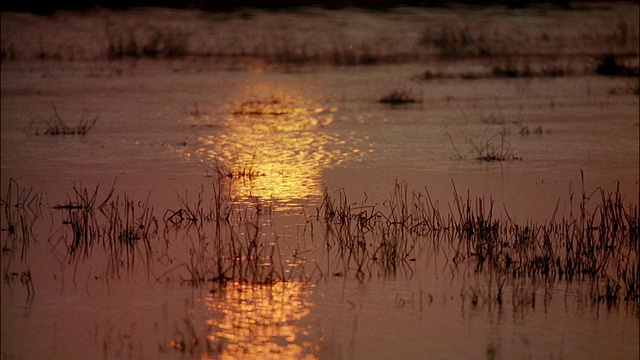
[2, 0, 636, 14]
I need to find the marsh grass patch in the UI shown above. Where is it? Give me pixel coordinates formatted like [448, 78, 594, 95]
[105, 23, 191, 60]
[473, 134, 522, 162]
[420, 24, 493, 59]
[30, 104, 98, 136]
[316, 177, 639, 308]
[595, 54, 639, 77]
[2, 173, 638, 312]
[232, 98, 294, 116]
[1, 179, 43, 297]
[378, 89, 422, 106]
[420, 58, 576, 81]
[448, 122, 524, 163]
[490, 58, 574, 78]
[0, 33, 17, 62]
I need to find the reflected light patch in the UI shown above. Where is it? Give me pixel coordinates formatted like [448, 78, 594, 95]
[203, 281, 317, 360]
[180, 95, 368, 209]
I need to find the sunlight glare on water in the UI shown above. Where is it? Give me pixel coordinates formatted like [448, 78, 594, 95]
[182, 87, 369, 210]
[202, 281, 317, 359]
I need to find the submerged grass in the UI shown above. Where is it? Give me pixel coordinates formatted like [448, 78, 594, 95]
[1, 179, 43, 297]
[105, 23, 190, 60]
[49, 180, 158, 277]
[473, 135, 522, 162]
[420, 24, 493, 59]
[378, 89, 422, 106]
[448, 127, 522, 163]
[596, 54, 640, 77]
[31, 104, 99, 136]
[3, 174, 637, 313]
[316, 176, 638, 309]
[490, 58, 573, 78]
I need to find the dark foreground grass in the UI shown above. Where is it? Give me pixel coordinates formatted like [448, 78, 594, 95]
[1, 179, 42, 296]
[2, 175, 638, 313]
[317, 176, 638, 308]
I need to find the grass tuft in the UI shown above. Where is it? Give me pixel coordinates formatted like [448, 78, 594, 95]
[32, 104, 98, 136]
[378, 89, 421, 105]
[595, 54, 639, 77]
[420, 25, 492, 59]
[316, 177, 639, 308]
[105, 24, 190, 60]
[4, 174, 637, 312]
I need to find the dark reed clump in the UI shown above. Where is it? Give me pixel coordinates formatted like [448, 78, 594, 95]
[595, 54, 639, 77]
[489, 58, 573, 78]
[473, 131, 521, 162]
[317, 182, 419, 280]
[173, 187, 296, 286]
[33, 104, 98, 136]
[317, 178, 639, 308]
[101, 192, 157, 274]
[7, 174, 637, 312]
[52, 181, 158, 276]
[207, 159, 264, 181]
[232, 98, 292, 116]
[420, 24, 492, 59]
[147, 176, 301, 286]
[43, 176, 294, 286]
[378, 89, 421, 105]
[105, 24, 190, 60]
[1, 179, 43, 295]
[1, 179, 42, 261]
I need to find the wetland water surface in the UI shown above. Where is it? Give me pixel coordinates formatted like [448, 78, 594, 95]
[1, 4, 639, 359]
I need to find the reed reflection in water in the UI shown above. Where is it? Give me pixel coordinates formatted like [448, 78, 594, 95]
[203, 281, 317, 359]
[183, 94, 369, 209]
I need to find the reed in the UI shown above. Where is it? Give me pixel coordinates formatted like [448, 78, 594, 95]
[596, 54, 639, 77]
[1, 179, 42, 267]
[420, 24, 492, 59]
[102, 192, 157, 274]
[316, 178, 638, 308]
[51, 181, 158, 278]
[473, 131, 521, 162]
[31, 104, 98, 136]
[5, 175, 636, 312]
[378, 89, 421, 105]
[105, 23, 190, 60]
[157, 177, 305, 286]
[1, 180, 43, 298]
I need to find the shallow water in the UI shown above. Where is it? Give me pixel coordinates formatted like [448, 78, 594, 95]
[2, 5, 639, 360]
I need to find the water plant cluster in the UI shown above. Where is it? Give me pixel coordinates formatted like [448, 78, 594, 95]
[2, 174, 638, 358]
[105, 23, 190, 60]
[52, 181, 157, 276]
[0, 178, 310, 287]
[2, 175, 638, 315]
[28, 104, 99, 136]
[378, 89, 422, 105]
[318, 179, 638, 309]
[158, 180, 307, 286]
[1, 179, 41, 297]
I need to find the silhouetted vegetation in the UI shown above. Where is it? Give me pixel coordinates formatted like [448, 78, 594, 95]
[596, 54, 639, 77]
[0, 0, 597, 13]
[30, 104, 98, 136]
[378, 89, 421, 105]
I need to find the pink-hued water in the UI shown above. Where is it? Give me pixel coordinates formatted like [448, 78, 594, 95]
[2, 4, 639, 359]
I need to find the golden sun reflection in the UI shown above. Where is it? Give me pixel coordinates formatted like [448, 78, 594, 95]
[181, 95, 369, 209]
[203, 281, 317, 360]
